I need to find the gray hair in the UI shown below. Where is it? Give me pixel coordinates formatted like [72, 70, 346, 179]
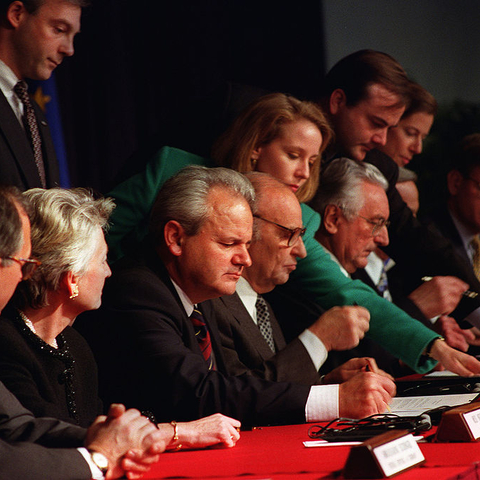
[149, 165, 256, 245]
[398, 167, 418, 184]
[311, 157, 389, 221]
[15, 188, 115, 309]
[0, 185, 28, 261]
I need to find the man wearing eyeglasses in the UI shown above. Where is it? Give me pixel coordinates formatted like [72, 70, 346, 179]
[209, 173, 379, 396]
[313, 158, 473, 367]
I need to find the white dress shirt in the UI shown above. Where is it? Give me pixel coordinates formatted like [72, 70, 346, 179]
[0, 59, 24, 125]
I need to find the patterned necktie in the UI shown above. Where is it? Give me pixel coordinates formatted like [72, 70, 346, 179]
[190, 307, 214, 370]
[255, 295, 275, 353]
[471, 235, 480, 281]
[14, 81, 47, 188]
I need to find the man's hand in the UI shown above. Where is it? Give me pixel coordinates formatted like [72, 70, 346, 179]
[338, 372, 396, 418]
[85, 404, 164, 479]
[434, 315, 476, 352]
[408, 276, 468, 318]
[429, 338, 480, 376]
[308, 306, 370, 351]
[165, 414, 241, 449]
[322, 357, 393, 384]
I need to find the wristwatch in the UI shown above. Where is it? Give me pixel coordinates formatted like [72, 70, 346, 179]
[88, 450, 109, 474]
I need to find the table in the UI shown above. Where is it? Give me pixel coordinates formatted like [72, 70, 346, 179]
[143, 423, 480, 479]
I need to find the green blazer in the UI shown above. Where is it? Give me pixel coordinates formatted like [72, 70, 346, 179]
[107, 146, 438, 373]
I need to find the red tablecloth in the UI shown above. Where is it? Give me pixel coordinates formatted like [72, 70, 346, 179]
[142, 423, 480, 479]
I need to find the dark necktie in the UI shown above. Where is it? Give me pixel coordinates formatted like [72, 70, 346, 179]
[255, 295, 275, 353]
[190, 307, 214, 370]
[14, 81, 47, 188]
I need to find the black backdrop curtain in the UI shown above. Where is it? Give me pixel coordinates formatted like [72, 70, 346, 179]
[55, 0, 326, 193]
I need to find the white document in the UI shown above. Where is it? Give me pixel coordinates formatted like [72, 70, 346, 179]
[388, 393, 478, 416]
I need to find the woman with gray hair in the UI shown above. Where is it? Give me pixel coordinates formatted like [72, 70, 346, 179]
[0, 187, 112, 427]
[0, 187, 242, 451]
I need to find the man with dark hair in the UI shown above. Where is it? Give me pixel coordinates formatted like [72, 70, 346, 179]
[79, 165, 395, 427]
[0, 0, 87, 189]
[0, 185, 168, 480]
[319, 49, 480, 329]
[427, 134, 480, 283]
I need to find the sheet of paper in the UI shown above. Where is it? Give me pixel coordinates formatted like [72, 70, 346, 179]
[388, 393, 478, 416]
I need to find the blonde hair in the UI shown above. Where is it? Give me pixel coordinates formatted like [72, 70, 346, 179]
[212, 93, 333, 203]
[15, 188, 115, 309]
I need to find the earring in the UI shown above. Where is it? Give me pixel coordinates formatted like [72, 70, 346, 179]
[251, 158, 257, 168]
[70, 284, 79, 299]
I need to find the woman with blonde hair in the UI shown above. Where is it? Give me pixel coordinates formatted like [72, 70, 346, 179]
[212, 93, 333, 203]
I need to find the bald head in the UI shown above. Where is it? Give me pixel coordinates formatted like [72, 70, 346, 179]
[243, 173, 307, 294]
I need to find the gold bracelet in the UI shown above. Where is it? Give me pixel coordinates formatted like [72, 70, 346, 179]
[168, 421, 182, 451]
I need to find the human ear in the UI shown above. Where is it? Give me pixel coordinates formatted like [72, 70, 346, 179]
[64, 271, 80, 300]
[164, 220, 185, 257]
[329, 89, 347, 116]
[7, 1, 27, 28]
[447, 170, 463, 196]
[322, 204, 342, 234]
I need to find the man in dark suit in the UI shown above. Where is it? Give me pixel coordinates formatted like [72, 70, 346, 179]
[0, 0, 86, 189]
[0, 185, 169, 480]
[318, 49, 480, 328]
[78, 165, 395, 427]
[210, 172, 378, 384]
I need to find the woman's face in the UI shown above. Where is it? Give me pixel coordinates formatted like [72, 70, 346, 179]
[253, 119, 323, 194]
[379, 111, 434, 167]
[76, 227, 111, 313]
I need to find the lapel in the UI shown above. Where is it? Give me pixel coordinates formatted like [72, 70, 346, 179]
[0, 90, 44, 187]
[219, 292, 286, 357]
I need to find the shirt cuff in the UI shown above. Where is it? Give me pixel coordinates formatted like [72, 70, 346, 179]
[305, 384, 339, 422]
[299, 329, 328, 371]
[77, 448, 105, 480]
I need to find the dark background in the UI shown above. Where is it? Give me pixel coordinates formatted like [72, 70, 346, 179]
[55, 0, 326, 193]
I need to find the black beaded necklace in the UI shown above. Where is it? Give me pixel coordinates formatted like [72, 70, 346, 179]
[16, 310, 80, 425]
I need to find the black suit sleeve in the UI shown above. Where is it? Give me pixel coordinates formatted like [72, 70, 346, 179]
[0, 381, 91, 480]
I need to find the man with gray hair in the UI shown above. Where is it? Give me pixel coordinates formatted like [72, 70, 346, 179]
[80, 165, 395, 427]
[313, 158, 472, 358]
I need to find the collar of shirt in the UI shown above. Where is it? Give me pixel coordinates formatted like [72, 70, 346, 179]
[235, 276, 260, 324]
[170, 277, 195, 317]
[325, 248, 351, 278]
[448, 207, 478, 261]
[0, 59, 24, 123]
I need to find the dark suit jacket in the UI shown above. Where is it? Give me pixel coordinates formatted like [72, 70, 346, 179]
[0, 89, 59, 190]
[0, 380, 91, 480]
[364, 149, 480, 323]
[207, 292, 321, 385]
[76, 248, 310, 427]
[423, 204, 472, 269]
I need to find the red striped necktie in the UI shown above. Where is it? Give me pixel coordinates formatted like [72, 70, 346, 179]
[190, 307, 214, 370]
